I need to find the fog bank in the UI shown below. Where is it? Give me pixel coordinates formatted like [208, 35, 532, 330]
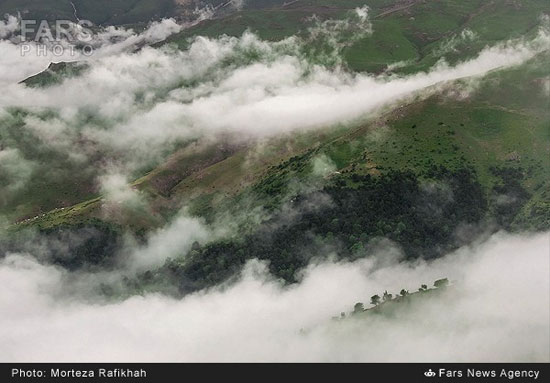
[0, 232, 547, 362]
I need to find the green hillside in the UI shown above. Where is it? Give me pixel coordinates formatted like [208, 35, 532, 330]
[0, 0, 288, 26]
[339, 278, 452, 320]
[1, 0, 549, 293]
[0, 0, 176, 25]
[166, 0, 549, 73]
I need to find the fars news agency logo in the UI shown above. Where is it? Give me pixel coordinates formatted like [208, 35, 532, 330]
[425, 369, 436, 378]
[18, 18, 95, 57]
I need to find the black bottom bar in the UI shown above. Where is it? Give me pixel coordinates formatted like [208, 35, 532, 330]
[2, 363, 549, 383]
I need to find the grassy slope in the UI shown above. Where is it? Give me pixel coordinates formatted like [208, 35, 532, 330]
[166, 0, 549, 72]
[17, 52, 550, 232]
[0, 0, 75, 21]
[6, 0, 550, 232]
[0, 0, 287, 26]
[343, 283, 452, 321]
[0, 0, 168, 24]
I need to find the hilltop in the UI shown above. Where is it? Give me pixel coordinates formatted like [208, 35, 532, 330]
[338, 278, 452, 320]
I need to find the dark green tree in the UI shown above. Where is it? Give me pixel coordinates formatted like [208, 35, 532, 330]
[353, 302, 365, 314]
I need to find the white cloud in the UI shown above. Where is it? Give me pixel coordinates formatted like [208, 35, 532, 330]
[0, 15, 18, 39]
[311, 154, 337, 177]
[87, 19, 183, 58]
[0, 148, 36, 201]
[1, 22, 547, 176]
[99, 172, 143, 207]
[0, 231, 547, 362]
[541, 76, 550, 97]
[126, 215, 211, 272]
[0, 17, 190, 87]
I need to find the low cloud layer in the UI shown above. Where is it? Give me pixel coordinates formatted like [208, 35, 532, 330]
[0, 11, 548, 183]
[0, 231, 547, 362]
[0, 7, 548, 364]
[0, 12, 208, 87]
